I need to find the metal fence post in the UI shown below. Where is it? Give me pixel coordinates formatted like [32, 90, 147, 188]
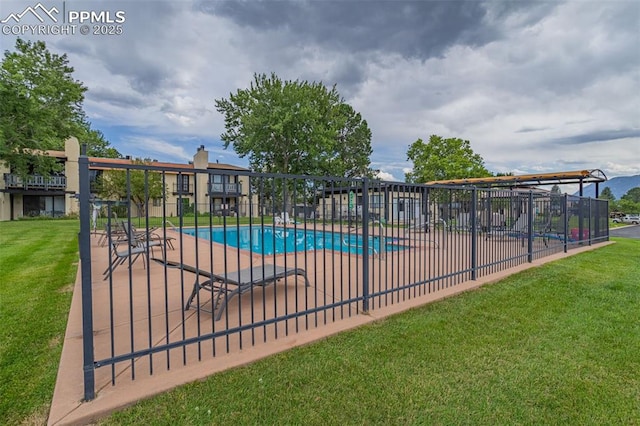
[78, 148, 96, 401]
[588, 197, 598, 245]
[578, 197, 585, 245]
[527, 191, 533, 262]
[605, 199, 610, 241]
[362, 178, 370, 313]
[470, 188, 477, 280]
[563, 194, 569, 253]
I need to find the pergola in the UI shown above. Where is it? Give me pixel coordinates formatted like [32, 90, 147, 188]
[426, 169, 607, 198]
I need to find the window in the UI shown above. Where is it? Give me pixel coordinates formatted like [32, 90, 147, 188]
[210, 174, 239, 194]
[369, 194, 383, 210]
[23, 195, 65, 217]
[212, 174, 231, 184]
[176, 175, 190, 193]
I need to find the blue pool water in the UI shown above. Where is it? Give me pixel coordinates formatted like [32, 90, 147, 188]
[180, 226, 404, 256]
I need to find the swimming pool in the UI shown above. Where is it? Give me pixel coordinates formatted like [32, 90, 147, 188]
[180, 226, 404, 256]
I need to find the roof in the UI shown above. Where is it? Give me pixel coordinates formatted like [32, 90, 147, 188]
[88, 157, 194, 172]
[207, 162, 250, 172]
[88, 158, 250, 173]
[426, 169, 607, 187]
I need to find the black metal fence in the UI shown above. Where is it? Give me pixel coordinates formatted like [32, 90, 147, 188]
[78, 156, 609, 400]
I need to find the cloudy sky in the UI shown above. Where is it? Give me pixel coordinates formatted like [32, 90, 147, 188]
[2, 0, 639, 183]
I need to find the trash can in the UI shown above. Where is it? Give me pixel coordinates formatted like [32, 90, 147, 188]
[570, 228, 589, 240]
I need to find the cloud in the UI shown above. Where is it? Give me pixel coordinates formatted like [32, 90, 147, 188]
[121, 136, 193, 162]
[374, 171, 394, 181]
[202, 0, 498, 60]
[545, 129, 640, 146]
[1, 0, 638, 183]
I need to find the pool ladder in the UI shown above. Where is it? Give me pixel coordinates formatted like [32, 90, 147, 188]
[164, 220, 178, 230]
[343, 220, 386, 258]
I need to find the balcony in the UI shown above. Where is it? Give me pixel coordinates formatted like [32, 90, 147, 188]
[172, 183, 194, 195]
[209, 182, 241, 196]
[3, 173, 66, 190]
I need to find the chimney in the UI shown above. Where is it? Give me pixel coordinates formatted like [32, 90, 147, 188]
[193, 145, 208, 168]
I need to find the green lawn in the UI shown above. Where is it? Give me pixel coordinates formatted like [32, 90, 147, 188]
[102, 238, 640, 425]
[1, 220, 638, 424]
[0, 219, 79, 425]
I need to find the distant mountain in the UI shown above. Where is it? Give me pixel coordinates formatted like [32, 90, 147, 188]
[575, 174, 640, 199]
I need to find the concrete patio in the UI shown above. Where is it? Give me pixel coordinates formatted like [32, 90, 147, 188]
[47, 226, 610, 425]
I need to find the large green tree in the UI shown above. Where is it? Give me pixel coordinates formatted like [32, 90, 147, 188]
[215, 73, 373, 178]
[0, 38, 119, 177]
[405, 135, 491, 183]
[619, 187, 640, 214]
[621, 187, 640, 203]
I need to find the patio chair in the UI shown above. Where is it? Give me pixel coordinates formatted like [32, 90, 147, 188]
[485, 213, 528, 240]
[103, 224, 165, 280]
[120, 221, 176, 250]
[274, 212, 297, 226]
[151, 258, 310, 320]
[97, 222, 128, 247]
[103, 242, 149, 280]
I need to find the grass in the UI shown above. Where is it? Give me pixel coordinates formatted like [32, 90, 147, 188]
[100, 238, 640, 425]
[0, 220, 79, 425]
[1, 220, 638, 424]
[610, 220, 630, 228]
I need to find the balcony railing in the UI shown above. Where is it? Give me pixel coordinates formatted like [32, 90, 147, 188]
[3, 173, 66, 190]
[172, 183, 194, 195]
[209, 182, 241, 195]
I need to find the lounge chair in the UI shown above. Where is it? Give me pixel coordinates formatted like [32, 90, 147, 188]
[97, 222, 128, 247]
[486, 213, 528, 240]
[103, 242, 149, 280]
[274, 212, 296, 226]
[152, 259, 310, 320]
[121, 221, 176, 250]
[103, 224, 165, 280]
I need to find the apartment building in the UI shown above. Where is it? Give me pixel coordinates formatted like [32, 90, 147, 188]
[0, 137, 250, 221]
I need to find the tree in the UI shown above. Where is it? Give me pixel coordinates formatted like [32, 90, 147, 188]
[599, 187, 615, 201]
[0, 38, 119, 177]
[619, 187, 640, 214]
[621, 187, 640, 203]
[73, 118, 121, 158]
[405, 135, 491, 183]
[599, 187, 618, 212]
[215, 73, 372, 178]
[549, 184, 564, 215]
[98, 159, 166, 217]
[327, 102, 373, 178]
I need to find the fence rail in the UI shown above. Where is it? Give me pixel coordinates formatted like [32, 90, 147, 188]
[79, 158, 609, 400]
[3, 173, 67, 190]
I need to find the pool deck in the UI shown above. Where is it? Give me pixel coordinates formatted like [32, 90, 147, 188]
[47, 227, 612, 425]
